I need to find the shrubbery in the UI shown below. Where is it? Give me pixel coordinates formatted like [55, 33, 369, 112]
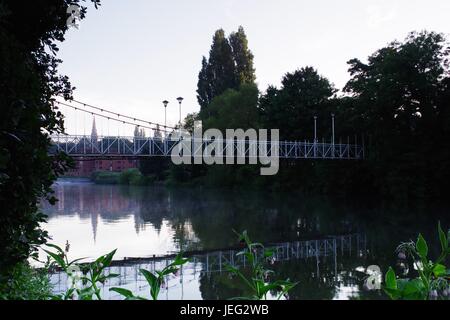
[91, 169, 156, 186]
[91, 171, 120, 185]
[0, 263, 52, 300]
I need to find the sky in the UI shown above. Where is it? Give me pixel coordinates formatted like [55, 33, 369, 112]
[57, 0, 450, 136]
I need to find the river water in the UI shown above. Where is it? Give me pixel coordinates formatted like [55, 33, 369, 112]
[40, 179, 449, 300]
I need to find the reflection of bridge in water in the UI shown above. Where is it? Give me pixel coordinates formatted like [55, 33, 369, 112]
[51, 233, 367, 299]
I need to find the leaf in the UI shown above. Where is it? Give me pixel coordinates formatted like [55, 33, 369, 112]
[399, 279, 427, 300]
[264, 249, 274, 258]
[172, 253, 190, 266]
[161, 266, 179, 276]
[438, 222, 448, 253]
[110, 287, 134, 299]
[385, 267, 397, 289]
[416, 234, 428, 259]
[68, 257, 87, 265]
[383, 287, 400, 300]
[225, 264, 239, 274]
[43, 249, 65, 268]
[432, 263, 446, 277]
[101, 249, 117, 267]
[140, 269, 158, 287]
[45, 243, 64, 254]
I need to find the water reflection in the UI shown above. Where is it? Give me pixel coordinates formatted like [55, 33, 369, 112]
[42, 180, 364, 260]
[41, 179, 449, 300]
[51, 234, 373, 300]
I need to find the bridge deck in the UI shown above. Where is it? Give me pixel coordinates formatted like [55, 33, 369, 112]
[51, 135, 364, 160]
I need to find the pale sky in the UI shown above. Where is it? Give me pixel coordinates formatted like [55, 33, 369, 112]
[57, 0, 450, 136]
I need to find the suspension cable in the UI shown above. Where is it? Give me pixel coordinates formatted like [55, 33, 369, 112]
[57, 98, 177, 130]
[55, 101, 173, 135]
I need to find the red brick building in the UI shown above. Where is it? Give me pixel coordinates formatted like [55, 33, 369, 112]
[67, 159, 139, 177]
[66, 118, 139, 177]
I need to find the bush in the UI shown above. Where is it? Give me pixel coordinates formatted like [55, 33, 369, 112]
[119, 169, 146, 186]
[91, 171, 120, 185]
[0, 263, 52, 300]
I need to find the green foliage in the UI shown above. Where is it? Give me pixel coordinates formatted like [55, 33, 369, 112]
[182, 112, 200, 134]
[91, 171, 120, 184]
[92, 169, 156, 186]
[0, 262, 52, 300]
[384, 223, 449, 300]
[119, 168, 143, 185]
[226, 231, 298, 300]
[111, 253, 189, 300]
[344, 31, 450, 200]
[203, 83, 260, 131]
[171, 84, 262, 187]
[0, 0, 99, 288]
[197, 27, 256, 114]
[229, 26, 256, 85]
[259, 66, 336, 141]
[44, 243, 118, 300]
[194, 30, 450, 201]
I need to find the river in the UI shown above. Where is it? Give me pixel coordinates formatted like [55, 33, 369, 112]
[39, 179, 449, 300]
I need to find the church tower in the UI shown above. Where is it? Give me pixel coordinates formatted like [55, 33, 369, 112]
[91, 117, 98, 142]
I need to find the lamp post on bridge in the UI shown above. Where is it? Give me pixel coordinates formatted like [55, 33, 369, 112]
[163, 100, 169, 137]
[177, 97, 184, 128]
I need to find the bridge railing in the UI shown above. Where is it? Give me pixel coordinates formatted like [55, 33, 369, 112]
[50, 135, 364, 160]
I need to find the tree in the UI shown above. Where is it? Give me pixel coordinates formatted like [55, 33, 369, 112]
[0, 0, 100, 289]
[197, 27, 256, 118]
[197, 29, 236, 115]
[182, 112, 200, 134]
[197, 57, 213, 112]
[229, 26, 256, 85]
[344, 31, 450, 199]
[204, 84, 260, 131]
[259, 67, 336, 140]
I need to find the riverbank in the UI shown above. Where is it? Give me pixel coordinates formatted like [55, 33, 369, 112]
[63, 169, 159, 186]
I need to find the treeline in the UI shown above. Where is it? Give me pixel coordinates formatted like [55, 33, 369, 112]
[171, 27, 450, 202]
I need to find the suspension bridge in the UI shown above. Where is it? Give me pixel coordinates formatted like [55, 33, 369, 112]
[50, 99, 365, 160]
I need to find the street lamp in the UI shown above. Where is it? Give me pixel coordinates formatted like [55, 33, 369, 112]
[163, 100, 169, 136]
[177, 97, 184, 126]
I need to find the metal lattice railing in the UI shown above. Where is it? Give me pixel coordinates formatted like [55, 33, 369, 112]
[50, 135, 364, 160]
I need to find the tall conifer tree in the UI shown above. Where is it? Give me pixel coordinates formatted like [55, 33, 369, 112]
[230, 26, 256, 85]
[197, 27, 256, 116]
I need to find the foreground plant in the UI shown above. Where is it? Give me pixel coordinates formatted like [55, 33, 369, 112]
[110, 253, 189, 300]
[227, 231, 297, 300]
[384, 223, 449, 300]
[44, 244, 118, 300]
